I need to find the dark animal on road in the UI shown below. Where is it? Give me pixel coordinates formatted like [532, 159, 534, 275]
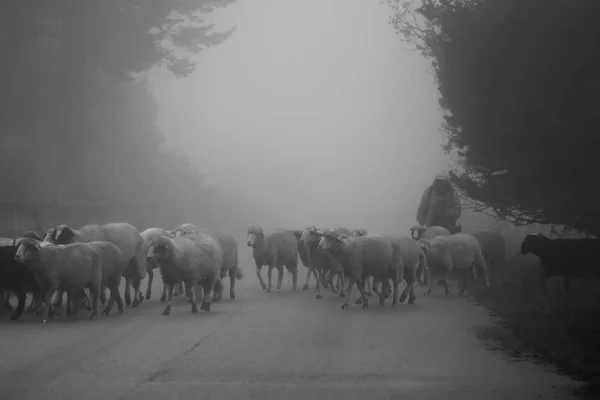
[0, 241, 41, 320]
[291, 229, 317, 291]
[520, 233, 600, 292]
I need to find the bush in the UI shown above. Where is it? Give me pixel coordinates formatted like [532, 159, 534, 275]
[470, 249, 600, 383]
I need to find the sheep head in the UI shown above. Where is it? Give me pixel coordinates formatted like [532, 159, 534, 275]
[520, 233, 550, 255]
[317, 230, 345, 252]
[351, 229, 368, 237]
[299, 225, 324, 245]
[410, 225, 425, 240]
[147, 236, 174, 262]
[42, 227, 57, 243]
[246, 225, 264, 248]
[14, 238, 41, 264]
[54, 225, 76, 244]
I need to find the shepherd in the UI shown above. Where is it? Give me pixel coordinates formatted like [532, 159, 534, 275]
[416, 171, 462, 234]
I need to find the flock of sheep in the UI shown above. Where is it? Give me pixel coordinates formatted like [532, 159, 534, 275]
[1, 219, 596, 324]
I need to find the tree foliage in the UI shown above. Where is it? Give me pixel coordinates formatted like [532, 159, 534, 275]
[0, 0, 237, 219]
[385, 0, 600, 235]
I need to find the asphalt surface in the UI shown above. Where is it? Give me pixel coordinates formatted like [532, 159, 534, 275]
[0, 252, 588, 400]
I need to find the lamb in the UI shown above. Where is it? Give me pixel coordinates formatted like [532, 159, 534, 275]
[171, 224, 243, 301]
[87, 241, 126, 316]
[246, 225, 299, 292]
[317, 230, 401, 309]
[419, 233, 491, 296]
[14, 238, 102, 323]
[520, 233, 600, 292]
[44, 222, 145, 308]
[299, 225, 345, 299]
[291, 229, 317, 291]
[147, 232, 223, 315]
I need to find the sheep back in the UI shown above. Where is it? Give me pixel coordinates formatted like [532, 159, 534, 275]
[88, 241, 126, 284]
[53, 223, 145, 280]
[424, 233, 484, 273]
[331, 235, 393, 277]
[259, 229, 299, 268]
[164, 233, 223, 284]
[470, 230, 506, 265]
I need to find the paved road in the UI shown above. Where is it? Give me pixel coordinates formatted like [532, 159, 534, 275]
[0, 253, 587, 399]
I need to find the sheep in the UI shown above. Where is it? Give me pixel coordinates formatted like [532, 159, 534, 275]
[45, 222, 145, 308]
[298, 225, 345, 299]
[409, 224, 451, 285]
[419, 233, 491, 297]
[87, 241, 126, 316]
[317, 230, 401, 309]
[520, 233, 600, 293]
[146, 232, 223, 315]
[171, 224, 244, 301]
[0, 242, 41, 320]
[470, 229, 507, 273]
[246, 225, 299, 292]
[290, 229, 318, 291]
[140, 227, 176, 301]
[14, 238, 102, 323]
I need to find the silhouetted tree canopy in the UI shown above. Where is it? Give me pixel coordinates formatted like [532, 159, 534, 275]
[0, 0, 237, 217]
[385, 0, 600, 236]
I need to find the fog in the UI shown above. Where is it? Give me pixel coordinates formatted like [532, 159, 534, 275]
[150, 0, 450, 234]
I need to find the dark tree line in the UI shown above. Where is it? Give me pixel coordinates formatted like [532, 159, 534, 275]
[385, 0, 600, 236]
[0, 1, 237, 215]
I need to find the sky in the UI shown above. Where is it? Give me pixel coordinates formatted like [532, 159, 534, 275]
[149, 0, 451, 234]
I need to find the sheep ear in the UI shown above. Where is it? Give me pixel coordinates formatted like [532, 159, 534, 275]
[419, 240, 431, 253]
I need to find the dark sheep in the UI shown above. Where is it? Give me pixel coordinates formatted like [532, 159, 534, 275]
[0, 243, 41, 320]
[291, 229, 317, 291]
[520, 233, 600, 292]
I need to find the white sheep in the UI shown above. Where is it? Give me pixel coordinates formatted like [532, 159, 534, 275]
[45, 222, 145, 308]
[317, 230, 400, 309]
[410, 224, 451, 285]
[246, 226, 299, 292]
[419, 233, 491, 296]
[88, 241, 127, 316]
[147, 232, 223, 315]
[14, 238, 102, 323]
[171, 223, 244, 301]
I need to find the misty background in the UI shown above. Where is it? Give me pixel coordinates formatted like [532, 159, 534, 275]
[151, 0, 448, 234]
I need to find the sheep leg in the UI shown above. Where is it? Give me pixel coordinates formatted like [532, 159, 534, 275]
[131, 277, 143, 308]
[302, 268, 313, 290]
[41, 286, 57, 323]
[162, 283, 175, 316]
[100, 283, 107, 305]
[124, 277, 132, 307]
[212, 278, 224, 302]
[443, 273, 452, 296]
[229, 269, 236, 300]
[266, 266, 275, 292]
[365, 277, 373, 296]
[276, 266, 284, 290]
[287, 265, 298, 291]
[200, 277, 216, 312]
[255, 263, 267, 291]
[26, 294, 37, 314]
[339, 273, 347, 297]
[102, 280, 121, 316]
[424, 269, 433, 296]
[328, 271, 339, 294]
[316, 269, 325, 299]
[52, 290, 64, 308]
[160, 284, 167, 302]
[191, 281, 200, 313]
[354, 278, 368, 304]
[9, 289, 27, 321]
[89, 285, 100, 320]
[145, 269, 154, 301]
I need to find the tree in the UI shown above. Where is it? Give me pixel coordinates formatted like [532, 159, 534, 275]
[0, 1, 238, 208]
[384, 0, 600, 236]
